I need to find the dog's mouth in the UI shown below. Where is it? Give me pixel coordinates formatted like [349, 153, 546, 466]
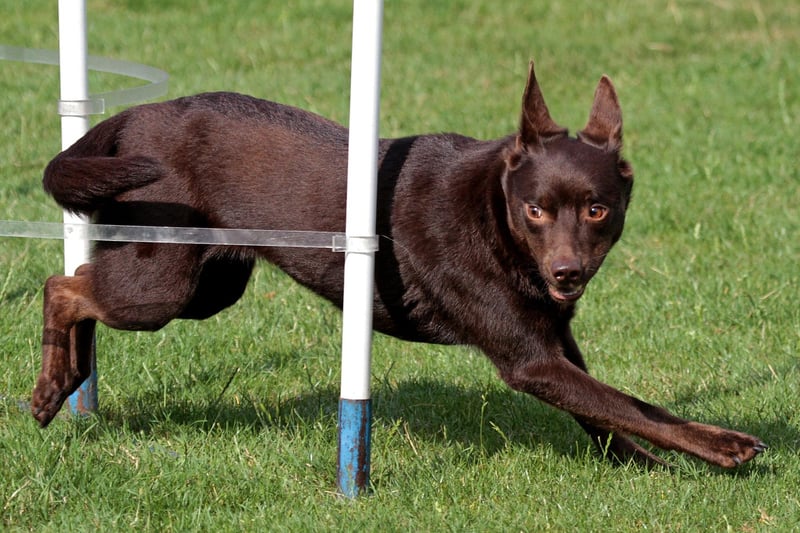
[547, 285, 585, 303]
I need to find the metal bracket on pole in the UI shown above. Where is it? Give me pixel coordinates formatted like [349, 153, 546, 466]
[58, 98, 105, 116]
[345, 235, 380, 254]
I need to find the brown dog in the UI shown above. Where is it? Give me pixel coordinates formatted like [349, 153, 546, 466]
[33, 62, 765, 468]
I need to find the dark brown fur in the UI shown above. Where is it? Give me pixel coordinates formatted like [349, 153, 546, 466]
[33, 62, 765, 468]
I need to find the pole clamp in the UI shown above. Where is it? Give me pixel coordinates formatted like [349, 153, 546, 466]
[58, 98, 105, 116]
[335, 235, 379, 253]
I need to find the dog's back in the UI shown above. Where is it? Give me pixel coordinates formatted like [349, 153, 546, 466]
[45, 93, 352, 229]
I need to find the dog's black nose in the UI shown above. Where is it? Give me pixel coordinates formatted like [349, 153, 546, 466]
[551, 258, 582, 283]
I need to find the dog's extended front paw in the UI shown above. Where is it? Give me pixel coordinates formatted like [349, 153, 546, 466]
[719, 432, 768, 468]
[687, 422, 767, 468]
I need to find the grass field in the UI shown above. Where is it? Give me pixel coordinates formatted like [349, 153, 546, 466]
[1, 0, 799, 530]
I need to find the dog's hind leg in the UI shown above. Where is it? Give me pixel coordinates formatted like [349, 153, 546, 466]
[33, 264, 103, 427]
[33, 242, 227, 426]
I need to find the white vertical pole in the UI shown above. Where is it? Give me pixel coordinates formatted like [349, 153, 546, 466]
[58, 0, 97, 414]
[58, 0, 90, 193]
[337, 0, 383, 497]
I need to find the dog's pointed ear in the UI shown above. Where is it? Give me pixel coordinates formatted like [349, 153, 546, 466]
[578, 75, 623, 152]
[517, 61, 568, 150]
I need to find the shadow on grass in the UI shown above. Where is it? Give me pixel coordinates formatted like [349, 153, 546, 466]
[98, 373, 585, 460]
[88, 359, 797, 472]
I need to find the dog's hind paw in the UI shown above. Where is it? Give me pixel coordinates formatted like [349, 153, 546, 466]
[30, 381, 69, 428]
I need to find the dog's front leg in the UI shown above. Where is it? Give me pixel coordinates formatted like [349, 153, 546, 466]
[32, 265, 100, 427]
[499, 353, 766, 468]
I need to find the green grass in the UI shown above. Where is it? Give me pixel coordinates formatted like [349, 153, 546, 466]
[2, 0, 799, 530]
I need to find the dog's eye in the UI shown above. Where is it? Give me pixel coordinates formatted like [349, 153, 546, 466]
[587, 204, 608, 220]
[526, 204, 544, 220]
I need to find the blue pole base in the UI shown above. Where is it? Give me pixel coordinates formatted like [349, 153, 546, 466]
[337, 398, 372, 497]
[67, 343, 97, 416]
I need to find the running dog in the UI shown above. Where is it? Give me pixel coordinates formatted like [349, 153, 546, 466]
[32, 62, 766, 468]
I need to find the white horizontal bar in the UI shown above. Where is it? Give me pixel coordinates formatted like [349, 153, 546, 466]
[0, 220, 353, 251]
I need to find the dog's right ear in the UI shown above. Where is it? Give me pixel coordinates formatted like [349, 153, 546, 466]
[516, 61, 568, 154]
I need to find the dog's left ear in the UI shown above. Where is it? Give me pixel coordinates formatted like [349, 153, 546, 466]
[517, 61, 568, 150]
[578, 76, 623, 153]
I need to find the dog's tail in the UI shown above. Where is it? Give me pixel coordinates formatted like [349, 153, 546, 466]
[43, 111, 163, 214]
